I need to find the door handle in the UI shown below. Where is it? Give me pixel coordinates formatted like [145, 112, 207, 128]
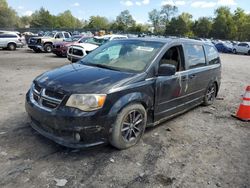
[189, 74, 196, 79]
[181, 76, 188, 81]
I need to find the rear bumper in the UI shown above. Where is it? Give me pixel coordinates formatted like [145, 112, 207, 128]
[25, 91, 114, 148]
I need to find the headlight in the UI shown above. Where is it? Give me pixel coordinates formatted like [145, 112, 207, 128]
[66, 94, 106, 111]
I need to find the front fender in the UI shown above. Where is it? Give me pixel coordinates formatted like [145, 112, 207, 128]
[108, 92, 153, 117]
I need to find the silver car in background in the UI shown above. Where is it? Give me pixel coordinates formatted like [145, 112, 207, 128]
[233, 42, 250, 55]
[0, 32, 24, 50]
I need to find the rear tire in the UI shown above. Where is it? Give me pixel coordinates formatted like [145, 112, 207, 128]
[203, 82, 217, 106]
[248, 50, 250, 55]
[110, 104, 147, 150]
[233, 49, 237, 54]
[8, 43, 16, 51]
[44, 44, 52, 53]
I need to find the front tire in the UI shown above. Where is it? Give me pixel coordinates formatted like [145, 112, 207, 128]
[110, 104, 147, 150]
[44, 44, 52, 53]
[203, 82, 217, 106]
[8, 43, 16, 50]
[233, 49, 237, 54]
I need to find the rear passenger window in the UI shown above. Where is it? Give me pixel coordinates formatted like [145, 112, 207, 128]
[64, 33, 70, 38]
[185, 44, 206, 69]
[204, 45, 219, 65]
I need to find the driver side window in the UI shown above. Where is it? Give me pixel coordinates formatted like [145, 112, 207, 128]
[55, 33, 63, 39]
[159, 46, 184, 72]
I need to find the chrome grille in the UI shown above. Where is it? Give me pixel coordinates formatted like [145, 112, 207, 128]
[30, 83, 64, 111]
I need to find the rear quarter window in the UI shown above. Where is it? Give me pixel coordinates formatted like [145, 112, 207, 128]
[204, 45, 220, 65]
[0, 34, 17, 38]
[184, 44, 206, 69]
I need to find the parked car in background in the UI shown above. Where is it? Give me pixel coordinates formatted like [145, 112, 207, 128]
[233, 42, 250, 55]
[52, 36, 91, 57]
[67, 34, 128, 62]
[28, 31, 71, 53]
[215, 42, 233, 53]
[26, 38, 221, 149]
[0, 32, 24, 50]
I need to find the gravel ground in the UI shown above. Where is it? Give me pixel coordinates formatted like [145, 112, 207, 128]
[0, 48, 249, 188]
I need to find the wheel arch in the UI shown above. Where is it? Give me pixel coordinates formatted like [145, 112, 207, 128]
[43, 42, 53, 46]
[7, 42, 17, 47]
[108, 92, 153, 117]
[214, 81, 219, 97]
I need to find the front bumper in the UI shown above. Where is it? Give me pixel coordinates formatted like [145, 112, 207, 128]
[28, 44, 43, 50]
[52, 47, 68, 56]
[25, 91, 114, 148]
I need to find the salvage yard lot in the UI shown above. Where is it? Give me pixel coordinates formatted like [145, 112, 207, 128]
[0, 48, 249, 188]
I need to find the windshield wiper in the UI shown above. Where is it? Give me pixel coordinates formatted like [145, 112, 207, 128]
[92, 64, 121, 71]
[87, 63, 121, 71]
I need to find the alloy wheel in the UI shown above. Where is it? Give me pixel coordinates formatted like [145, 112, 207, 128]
[121, 110, 144, 142]
[206, 84, 216, 102]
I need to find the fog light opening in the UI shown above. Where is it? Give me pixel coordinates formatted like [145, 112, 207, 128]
[74, 133, 81, 142]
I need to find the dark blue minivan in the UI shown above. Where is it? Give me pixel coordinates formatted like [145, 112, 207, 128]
[25, 38, 221, 149]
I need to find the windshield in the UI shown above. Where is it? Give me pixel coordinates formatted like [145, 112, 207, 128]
[44, 32, 56, 37]
[80, 40, 164, 73]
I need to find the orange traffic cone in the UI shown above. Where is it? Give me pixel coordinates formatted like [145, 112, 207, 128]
[234, 86, 250, 121]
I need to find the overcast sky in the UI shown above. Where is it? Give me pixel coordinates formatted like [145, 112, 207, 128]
[7, 0, 250, 23]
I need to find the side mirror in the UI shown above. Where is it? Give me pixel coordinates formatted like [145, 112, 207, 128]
[158, 64, 176, 76]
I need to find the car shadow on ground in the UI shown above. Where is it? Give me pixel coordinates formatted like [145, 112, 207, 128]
[0, 114, 118, 161]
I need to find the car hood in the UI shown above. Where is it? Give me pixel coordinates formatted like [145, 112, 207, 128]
[31, 36, 53, 40]
[34, 63, 141, 94]
[71, 43, 99, 51]
[54, 41, 77, 46]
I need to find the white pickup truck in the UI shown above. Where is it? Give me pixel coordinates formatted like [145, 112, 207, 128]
[28, 31, 71, 53]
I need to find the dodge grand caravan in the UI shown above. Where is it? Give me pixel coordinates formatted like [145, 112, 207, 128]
[25, 38, 221, 149]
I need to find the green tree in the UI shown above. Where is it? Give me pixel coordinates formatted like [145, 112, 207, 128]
[30, 7, 54, 28]
[0, 0, 19, 28]
[233, 8, 249, 40]
[193, 17, 212, 38]
[19, 16, 32, 28]
[57, 10, 83, 29]
[128, 23, 149, 33]
[211, 6, 236, 39]
[165, 13, 193, 37]
[87, 16, 109, 30]
[116, 10, 135, 31]
[160, 4, 178, 23]
[165, 17, 187, 36]
[148, 9, 162, 34]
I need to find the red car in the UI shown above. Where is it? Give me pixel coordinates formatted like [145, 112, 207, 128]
[52, 35, 91, 57]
